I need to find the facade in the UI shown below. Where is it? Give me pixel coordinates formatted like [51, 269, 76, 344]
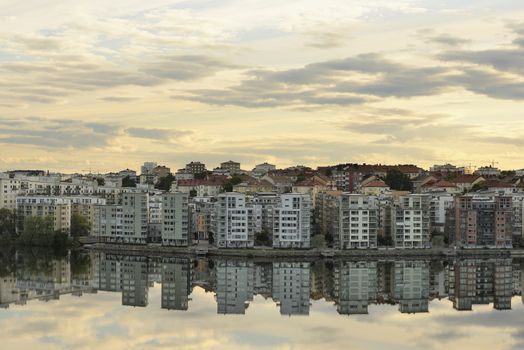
[0, 177, 21, 210]
[392, 194, 431, 248]
[220, 160, 241, 174]
[272, 193, 311, 249]
[93, 192, 148, 244]
[185, 161, 207, 175]
[252, 162, 276, 177]
[447, 195, 513, 248]
[141, 162, 158, 175]
[16, 196, 72, 234]
[161, 192, 191, 246]
[475, 166, 501, 177]
[332, 194, 379, 249]
[429, 193, 454, 234]
[215, 192, 256, 248]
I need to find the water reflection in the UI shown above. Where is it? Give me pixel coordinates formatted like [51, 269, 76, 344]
[0, 248, 521, 316]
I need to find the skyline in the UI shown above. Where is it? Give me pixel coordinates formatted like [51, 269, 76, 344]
[2, 1, 524, 172]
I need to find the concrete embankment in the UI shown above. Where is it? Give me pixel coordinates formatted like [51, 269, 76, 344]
[83, 243, 517, 260]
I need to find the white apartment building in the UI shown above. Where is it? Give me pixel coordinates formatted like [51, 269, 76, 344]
[161, 192, 191, 246]
[429, 192, 454, 234]
[141, 162, 158, 175]
[252, 162, 276, 177]
[93, 192, 148, 244]
[0, 177, 21, 210]
[332, 194, 379, 249]
[215, 192, 255, 248]
[16, 196, 72, 234]
[392, 194, 431, 248]
[272, 193, 311, 249]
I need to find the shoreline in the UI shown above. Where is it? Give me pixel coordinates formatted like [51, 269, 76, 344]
[82, 243, 521, 260]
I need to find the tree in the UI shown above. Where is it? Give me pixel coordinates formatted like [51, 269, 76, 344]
[311, 234, 326, 248]
[255, 229, 272, 246]
[194, 172, 208, 180]
[18, 216, 55, 246]
[71, 213, 91, 237]
[384, 170, 413, 191]
[96, 178, 105, 186]
[221, 175, 243, 192]
[0, 208, 17, 241]
[378, 234, 393, 246]
[208, 231, 215, 245]
[189, 189, 197, 198]
[122, 175, 136, 188]
[155, 174, 175, 191]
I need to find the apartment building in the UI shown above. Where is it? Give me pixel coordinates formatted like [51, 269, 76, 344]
[0, 176, 21, 210]
[447, 195, 513, 248]
[272, 193, 311, 249]
[161, 192, 191, 246]
[331, 194, 379, 249]
[185, 161, 207, 175]
[161, 258, 191, 311]
[392, 194, 431, 248]
[16, 196, 72, 234]
[220, 160, 241, 174]
[93, 192, 148, 244]
[214, 192, 256, 248]
[429, 192, 454, 234]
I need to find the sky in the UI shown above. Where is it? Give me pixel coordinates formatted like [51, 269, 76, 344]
[1, 0, 524, 173]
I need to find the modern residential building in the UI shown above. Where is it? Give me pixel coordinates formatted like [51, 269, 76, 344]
[429, 193, 454, 234]
[93, 192, 148, 244]
[475, 165, 501, 177]
[447, 195, 513, 248]
[331, 194, 379, 249]
[185, 161, 207, 175]
[252, 162, 276, 177]
[161, 192, 191, 246]
[220, 160, 241, 175]
[16, 196, 72, 234]
[272, 193, 311, 249]
[392, 194, 431, 248]
[0, 176, 21, 210]
[214, 192, 256, 248]
[141, 162, 158, 175]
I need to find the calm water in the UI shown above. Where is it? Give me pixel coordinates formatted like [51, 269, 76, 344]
[1, 249, 524, 350]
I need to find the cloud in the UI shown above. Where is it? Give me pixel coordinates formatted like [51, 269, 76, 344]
[426, 34, 470, 47]
[126, 127, 193, 142]
[139, 55, 238, 80]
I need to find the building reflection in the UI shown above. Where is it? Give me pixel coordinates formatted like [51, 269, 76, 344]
[272, 262, 310, 316]
[449, 258, 513, 311]
[1, 249, 524, 316]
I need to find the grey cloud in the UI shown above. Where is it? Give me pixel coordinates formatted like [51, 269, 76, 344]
[441, 48, 524, 75]
[427, 34, 470, 47]
[450, 68, 524, 100]
[140, 55, 237, 80]
[126, 127, 193, 142]
[101, 96, 140, 102]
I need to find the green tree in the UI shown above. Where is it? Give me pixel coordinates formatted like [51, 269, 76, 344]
[155, 174, 175, 191]
[71, 213, 91, 237]
[255, 229, 272, 246]
[18, 216, 55, 246]
[222, 175, 243, 192]
[122, 175, 137, 188]
[311, 234, 326, 248]
[0, 208, 17, 241]
[384, 170, 413, 191]
[189, 189, 198, 197]
[96, 178, 105, 186]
